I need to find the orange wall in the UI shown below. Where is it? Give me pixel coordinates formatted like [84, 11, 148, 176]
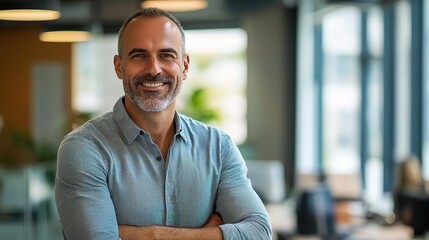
[0, 27, 72, 136]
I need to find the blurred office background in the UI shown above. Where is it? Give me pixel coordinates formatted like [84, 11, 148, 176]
[0, 0, 428, 239]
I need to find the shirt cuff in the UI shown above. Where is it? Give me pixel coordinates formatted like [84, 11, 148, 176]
[219, 223, 237, 240]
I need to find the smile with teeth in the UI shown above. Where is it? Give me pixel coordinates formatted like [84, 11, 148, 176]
[141, 82, 164, 87]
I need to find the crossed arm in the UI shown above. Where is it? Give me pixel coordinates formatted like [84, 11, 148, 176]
[118, 213, 224, 240]
[56, 135, 272, 240]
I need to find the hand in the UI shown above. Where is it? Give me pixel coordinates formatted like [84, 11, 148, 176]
[203, 212, 223, 227]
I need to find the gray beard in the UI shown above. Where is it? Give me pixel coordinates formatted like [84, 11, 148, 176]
[131, 95, 172, 112]
[123, 81, 181, 112]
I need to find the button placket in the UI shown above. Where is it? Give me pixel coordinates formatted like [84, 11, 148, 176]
[140, 131, 164, 163]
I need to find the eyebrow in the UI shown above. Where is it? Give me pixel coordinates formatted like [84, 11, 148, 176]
[127, 48, 147, 57]
[159, 48, 178, 56]
[127, 48, 179, 57]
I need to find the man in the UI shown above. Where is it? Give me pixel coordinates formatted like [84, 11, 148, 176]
[55, 8, 272, 240]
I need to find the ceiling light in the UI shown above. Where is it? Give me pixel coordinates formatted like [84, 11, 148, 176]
[0, 0, 61, 21]
[141, 0, 208, 12]
[39, 25, 91, 42]
[39, 31, 91, 42]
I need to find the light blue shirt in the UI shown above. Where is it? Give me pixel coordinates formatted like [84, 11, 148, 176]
[55, 97, 272, 240]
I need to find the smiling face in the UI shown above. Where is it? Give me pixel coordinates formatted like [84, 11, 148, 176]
[114, 15, 189, 113]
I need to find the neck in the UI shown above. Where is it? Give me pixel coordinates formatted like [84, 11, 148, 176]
[124, 97, 176, 159]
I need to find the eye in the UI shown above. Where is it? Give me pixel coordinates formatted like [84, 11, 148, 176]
[159, 53, 176, 60]
[130, 53, 148, 60]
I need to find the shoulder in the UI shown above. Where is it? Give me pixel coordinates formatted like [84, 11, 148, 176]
[177, 113, 237, 158]
[57, 113, 116, 172]
[64, 112, 116, 143]
[178, 113, 230, 141]
[59, 112, 121, 159]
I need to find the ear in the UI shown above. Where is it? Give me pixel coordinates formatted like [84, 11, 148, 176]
[182, 54, 190, 80]
[113, 55, 124, 80]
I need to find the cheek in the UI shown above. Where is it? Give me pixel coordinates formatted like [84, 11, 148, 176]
[122, 64, 142, 78]
[164, 61, 184, 76]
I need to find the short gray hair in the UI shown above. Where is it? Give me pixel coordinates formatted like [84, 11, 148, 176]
[117, 8, 186, 57]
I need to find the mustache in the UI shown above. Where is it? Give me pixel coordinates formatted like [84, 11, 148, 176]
[135, 74, 173, 83]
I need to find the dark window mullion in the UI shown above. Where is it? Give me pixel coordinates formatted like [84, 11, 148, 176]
[410, 0, 424, 163]
[314, 23, 324, 181]
[382, 5, 396, 192]
[360, 10, 369, 190]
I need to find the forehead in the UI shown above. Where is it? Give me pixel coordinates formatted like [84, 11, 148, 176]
[122, 16, 182, 52]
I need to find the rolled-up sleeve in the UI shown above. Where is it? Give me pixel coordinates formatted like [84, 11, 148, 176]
[216, 136, 272, 240]
[55, 135, 120, 240]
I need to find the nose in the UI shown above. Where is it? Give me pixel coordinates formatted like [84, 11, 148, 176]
[146, 58, 162, 76]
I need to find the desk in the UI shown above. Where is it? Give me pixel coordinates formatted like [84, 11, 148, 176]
[266, 202, 422, 240]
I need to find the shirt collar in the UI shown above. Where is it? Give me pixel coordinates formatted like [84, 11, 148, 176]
[113, 96, 188, 144]
[113, 97, 141, 144]
[174, 112, 188, 143]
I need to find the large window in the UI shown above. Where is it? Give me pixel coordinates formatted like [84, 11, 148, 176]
[296, 0, 420, 202]
[296, 2, 364, 199]
[322, 6, 361, 175]
[178, 29, 247, 144]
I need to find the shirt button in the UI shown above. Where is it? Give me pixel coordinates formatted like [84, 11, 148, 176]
[156, 156, 162, 161]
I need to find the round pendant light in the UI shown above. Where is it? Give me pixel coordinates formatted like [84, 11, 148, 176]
[0, 0, 61, 21]
[39, 25, 92, 42]
[141, 0, 208, 12]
